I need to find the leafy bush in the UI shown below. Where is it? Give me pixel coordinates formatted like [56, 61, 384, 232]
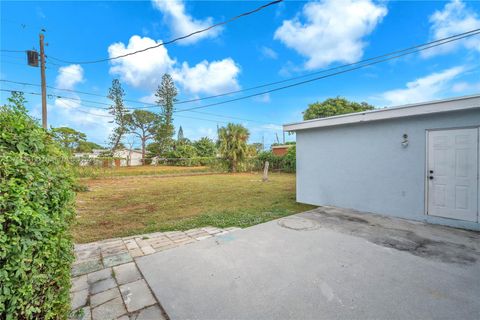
[0, 99, 75, 319]
[157, 156, 217, 167]
[165, 144, 197, 160]
[257, 151, 285, 170]
[193, 137, 217, 157]
[256, 146, 296, 173]
[283, 145, 296, 173]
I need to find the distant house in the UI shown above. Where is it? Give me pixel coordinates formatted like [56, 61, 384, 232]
[284, 95, 480, 231]
[272, 144, 293, 156]
[74, 148, 144, 166]
[73, 149, 105, 166]
[114, 149, 143, 166]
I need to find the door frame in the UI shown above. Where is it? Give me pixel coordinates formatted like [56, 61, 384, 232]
[424, 126, 480, 222]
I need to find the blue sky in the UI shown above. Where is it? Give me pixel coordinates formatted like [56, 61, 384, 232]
[1, 0, 479, 147]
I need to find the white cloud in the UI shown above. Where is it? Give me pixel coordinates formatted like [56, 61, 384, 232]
[261, 123, 282, 131]
[151, 0, 220, 44]
[52, 92, 112, 127]
[274, 0, 387, 69]
[55, 64, 84, 89]
[192, 127, 217, 140]
[108, 36, 240, 95]
[173, 58, 240, 95]
[50, 66, 112, 142]
[452, 80, 480, 93]
[253, 93, 271, 103]
[424, 0, 480, 57]
[139, 93, 157, 104]
[108, 35, 176, 88]
[260, 46, 278, 60]
[380, 66, 465, 105]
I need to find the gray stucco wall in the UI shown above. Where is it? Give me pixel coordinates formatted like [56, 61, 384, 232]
[296, 109, 480, 230]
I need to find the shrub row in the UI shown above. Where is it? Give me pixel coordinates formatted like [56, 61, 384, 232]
[0, 103, 75, 319]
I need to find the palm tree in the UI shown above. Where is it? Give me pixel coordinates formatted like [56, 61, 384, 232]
[218, 123, 250, 173]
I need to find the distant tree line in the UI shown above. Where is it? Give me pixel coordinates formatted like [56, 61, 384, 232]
[51, 77, 375, 172]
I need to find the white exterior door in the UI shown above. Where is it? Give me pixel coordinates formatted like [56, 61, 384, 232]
[427, 128, 479, 222]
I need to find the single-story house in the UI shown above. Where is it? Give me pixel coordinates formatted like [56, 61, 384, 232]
[114, 149, 143, 166]
[74, 148, 144, 166]
[284, 94, 480, 231]
[272, 144, 293, 156]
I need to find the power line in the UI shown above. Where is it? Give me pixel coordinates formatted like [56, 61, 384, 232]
[0, 49, 26, 53]
[5, 26, 475, 108]
[3, 29, 479, 118]
[0, 53, 25, 60]
[58, 97, 228, 123]
[7, 27, 479, 109]
[0, 89, 272, 126]
[187, 110, 271, 124]
[176, 30, 480, 113]
[0, 60, 29, 67]
[171, 28, 480, 106]
[0, 80, 278, 124]
[57, 99, 113, 118]
[47, 0, 283, 65]
[175, 114, 228, 124]
[1, 79, 109, 99]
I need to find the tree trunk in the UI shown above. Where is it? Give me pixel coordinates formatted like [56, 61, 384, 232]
[141, 137, 146, 165]
[231, 160, 237, 173]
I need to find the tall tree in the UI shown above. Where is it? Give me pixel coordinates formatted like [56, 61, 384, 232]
[108, 79, 129, 151]
[51, 126, 87, 151]
[218, 123, 250, 173]
[125, 109, 161, 163]
[303, 97, 375, 120]
[177, 126, 184, 142]
[154, 73, 177, 155]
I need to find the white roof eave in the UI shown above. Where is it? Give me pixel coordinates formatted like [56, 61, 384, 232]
[283, 94, 480, 132]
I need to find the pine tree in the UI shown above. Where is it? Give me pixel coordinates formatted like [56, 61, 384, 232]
[107, 79, 129, 151]
[177, 126, 184, 141]
[154, 73, 177, 155]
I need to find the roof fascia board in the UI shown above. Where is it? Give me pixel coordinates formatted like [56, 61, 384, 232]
[284, 95, 480, 132]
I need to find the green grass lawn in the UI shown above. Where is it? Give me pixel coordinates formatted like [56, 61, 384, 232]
[74, 172, 314, 243]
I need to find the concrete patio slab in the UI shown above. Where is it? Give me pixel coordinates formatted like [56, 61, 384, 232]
[70, 226, 239, 319]
[137, 207, 480, 320]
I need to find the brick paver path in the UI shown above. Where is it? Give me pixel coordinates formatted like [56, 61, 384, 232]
[69, 226, 240, 320]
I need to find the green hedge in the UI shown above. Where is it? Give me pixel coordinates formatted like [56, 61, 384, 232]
[257, 146, 296, 173]
[0, 103, 75, 319]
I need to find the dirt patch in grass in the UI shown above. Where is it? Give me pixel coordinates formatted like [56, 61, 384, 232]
[74, 172, 314, 243]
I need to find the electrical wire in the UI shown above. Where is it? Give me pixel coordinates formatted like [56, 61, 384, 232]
[0, 49, 26, 53]
[0, 80, 278, 124]
[2, 29, 479, 117]
[171, 28, 480, 105]
[14, 27, 479, 107]
[0, 89, 273, 126]
[176, 30, 480, 113]
[47, 0, 283, 65]
[48, 28, 480, 108]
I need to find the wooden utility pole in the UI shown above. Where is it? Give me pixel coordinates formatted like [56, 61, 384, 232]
[39, 33, 47, 129]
